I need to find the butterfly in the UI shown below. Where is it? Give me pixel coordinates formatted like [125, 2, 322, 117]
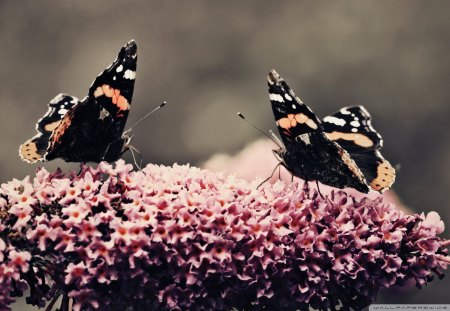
[268, 69, 395, 193]
[19, 40, 137, 163]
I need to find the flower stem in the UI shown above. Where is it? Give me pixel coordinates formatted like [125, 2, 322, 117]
[45, 292, 61, 311]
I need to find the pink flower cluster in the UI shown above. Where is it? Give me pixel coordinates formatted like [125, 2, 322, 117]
[0, 222, 31, 310]
[0, 160, 448, 311]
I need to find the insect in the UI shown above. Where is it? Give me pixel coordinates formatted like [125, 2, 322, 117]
[267, 69, 395, 193]
[19, 40, 138, 163]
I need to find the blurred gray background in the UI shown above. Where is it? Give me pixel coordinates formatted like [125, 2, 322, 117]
[1, 1, 449, 309]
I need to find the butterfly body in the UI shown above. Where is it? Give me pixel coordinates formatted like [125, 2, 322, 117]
[275, 132, 370, 193]
[20, 40, 137, 164]
[268, 70, 395, 193]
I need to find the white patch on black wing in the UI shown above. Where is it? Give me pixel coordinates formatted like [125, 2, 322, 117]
[340, 107, 351, 115]
[99, 108, 110, 120]
[323, 116, 346, 126]
[350, 120, 360, 127]
[269, 93, 284, 102]
[297, 133, 311, 145]
[124, 69, 136, 80]
[58, 108, 68, 116]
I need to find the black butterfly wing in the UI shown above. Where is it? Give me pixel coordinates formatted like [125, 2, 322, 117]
[88, 39, 137, 132]
[45, 40, 137, 163]
[19, 94, 79, 163]
[322, 106, 395, 193]
[349, 150, 396, 193]
[268, 70, 323, 147]
[322, 106, 383, 152]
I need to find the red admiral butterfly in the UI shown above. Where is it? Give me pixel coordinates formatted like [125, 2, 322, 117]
[268, 70, 395, 193]
[19, 40, 137, 163]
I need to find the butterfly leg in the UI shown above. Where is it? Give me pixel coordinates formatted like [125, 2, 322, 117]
[77, 163, 86, 176]
[316, 180, 324, 199]
[257, 162, 282, 190]
[128, 145, 143, 170]
[303, 179, 311, 199]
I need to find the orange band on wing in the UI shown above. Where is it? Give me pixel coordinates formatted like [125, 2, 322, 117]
[94, 84, 130, 112]
[44, 121, 61, 132]
[276, 113, 318, 131]
[370, 160, 396, 193]
[19, 139, 44, 163]
[325, 131, 374, 148]
[50, 113, 73, 148]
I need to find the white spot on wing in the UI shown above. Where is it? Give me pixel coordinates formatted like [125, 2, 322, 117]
[291, 104, 296, 109]
[285, 94, 292, 101]
[124, 69, 136, 80]
[351, 128, 358, 133]
[99, 108, 110, 120]
[323, 116, 346, 126]
[298, 133, 311, 145]
[50, 93, 65, 104]
[58, 108, 68, 115]
[116, 65, 123, 72]
[340, 107, 351, 115]
[358, 106, 371, 117]
[269, 93, 284, 102]
[350, 120, 360, 127]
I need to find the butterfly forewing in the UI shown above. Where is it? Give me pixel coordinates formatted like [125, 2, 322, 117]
[322, 106, 383, 153]
[89, 40, 137, 128]
[268, 70, 322, 147]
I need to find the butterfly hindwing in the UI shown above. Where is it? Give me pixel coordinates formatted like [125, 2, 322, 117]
[19, 94, 79, 163]
[268, 70, 322, 147]
[349, 150, 396, 193]
[322, 106, 383, 153]
[321, 105, 395, 192]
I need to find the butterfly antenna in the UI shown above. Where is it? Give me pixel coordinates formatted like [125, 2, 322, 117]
[237, 112, 282, 148]
[124, 101, 167, 135]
